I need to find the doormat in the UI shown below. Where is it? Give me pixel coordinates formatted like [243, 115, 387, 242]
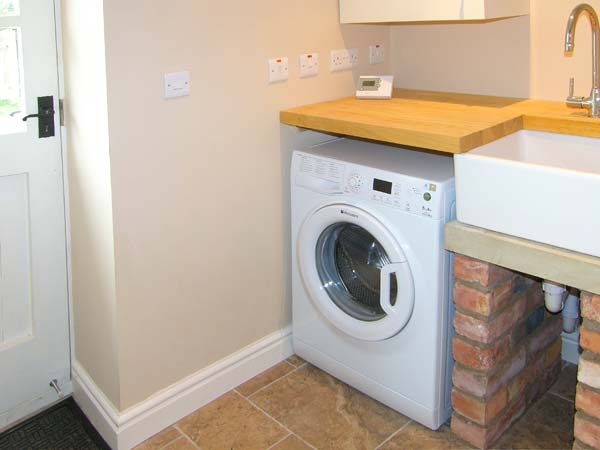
[0, 397, 110, 450]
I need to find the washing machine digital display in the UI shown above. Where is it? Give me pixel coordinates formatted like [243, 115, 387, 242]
[373, 178, 392, 194]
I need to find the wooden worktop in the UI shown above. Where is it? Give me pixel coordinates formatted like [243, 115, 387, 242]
[280, 89, 600, 153]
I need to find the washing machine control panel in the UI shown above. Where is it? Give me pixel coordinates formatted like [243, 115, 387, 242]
[347, 173, 365, 193]
[295, 152, 444, 220]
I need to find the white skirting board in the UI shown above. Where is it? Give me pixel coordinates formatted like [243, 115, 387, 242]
[561, 329, 580, 366]
[72, 326, 293, 450]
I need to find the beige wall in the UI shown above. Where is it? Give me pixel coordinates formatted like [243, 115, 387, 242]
[530, 0, 600, 100]
[66, 0, 600, 413]
[61, 0, 121, 407]
[99, 0, 389, 409]
[390, 0, 600, 100]
[390, 15, 531, 98]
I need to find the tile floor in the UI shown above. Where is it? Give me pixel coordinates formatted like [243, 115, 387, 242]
[134, 357, 577, 450]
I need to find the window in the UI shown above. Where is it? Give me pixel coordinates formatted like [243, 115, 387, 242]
[0, 1, 24, 134]
[0, 0, 19, 17]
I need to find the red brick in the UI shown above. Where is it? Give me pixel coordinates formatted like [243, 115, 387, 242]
[526, 281, 545, 312]
[454, 295, 527, 344]
[452, 347, 526, 398]
[453, 256, 512, 288]
[453, 336, 511, 372]
[510, 321, 529, 349]
[454, 278, 513, 318]
[485, 397, 527, 448]
[451, 388, 508, 426]
[582, 292, 600, 323]
[545, 337, 563, 368]
[574, 413, 600, 449]
[576, 384, 600, 421]
[528, 359, 561, 406]
[526, 315, 562, 356]
[573, 439, 593, 449]
[508, 368, 529, 402]
[451, 413, 488, 449]
[581, 324, 600, 354]
[451, 397, 526, 449]
[579, 355, 600, 390]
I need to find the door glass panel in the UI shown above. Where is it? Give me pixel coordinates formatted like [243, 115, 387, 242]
[316, 223, 398, 322]
[0, 0, 19, 17]
[0, 26, 25, 134]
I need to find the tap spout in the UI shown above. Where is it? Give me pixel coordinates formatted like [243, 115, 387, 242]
[565, 3, 600, 91]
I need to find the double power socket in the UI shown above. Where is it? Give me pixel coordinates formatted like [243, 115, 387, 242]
[268, 44, 385, 83]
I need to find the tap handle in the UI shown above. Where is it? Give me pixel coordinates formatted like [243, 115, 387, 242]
[569, 77, 575, 97]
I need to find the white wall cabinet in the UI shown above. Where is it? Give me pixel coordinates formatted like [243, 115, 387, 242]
[339, 0, 530, 24]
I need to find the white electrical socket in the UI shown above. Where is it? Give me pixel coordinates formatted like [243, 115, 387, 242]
[330, 48, 359, 72]
[299, 53, 319, 78]
[369, 44, 385, 65]
[349, 48, 359, 67]
[268, 57, 289, 83]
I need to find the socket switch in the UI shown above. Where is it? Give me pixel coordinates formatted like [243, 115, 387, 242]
[299, 53, 319, 78]
[268, 57, 289, 83]
[369, 44, 385, 65]
[330, 48, 359, 72]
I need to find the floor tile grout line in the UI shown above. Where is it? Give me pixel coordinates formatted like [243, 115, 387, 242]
[288, 431, 319, 450]
[236, 358, 301, 398]
[264, 432, 293, 450]
[373, 420, 413, 450]
[150, 427, 184, 450]
[287, 359, 308, 369]
[245, 363, 304, 400]
[240, 391, 319, 450]
[547, 390, 576, 404]
[172, 424, 202, 450]
[283, 359, 297, 369]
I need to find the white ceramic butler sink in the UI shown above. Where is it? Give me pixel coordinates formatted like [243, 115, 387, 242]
[455, 130, 600, 257]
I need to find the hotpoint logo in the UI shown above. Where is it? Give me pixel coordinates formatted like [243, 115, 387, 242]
[340, 209, 359, 219]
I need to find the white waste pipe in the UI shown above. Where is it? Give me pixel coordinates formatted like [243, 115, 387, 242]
[542, 281, 567, 313]
[562, 294, 580, 333]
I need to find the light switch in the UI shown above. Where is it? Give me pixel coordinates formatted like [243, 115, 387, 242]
[164, 71, 190, 98]
[268, 57, 289, 83]
[299, 53, 319, 78]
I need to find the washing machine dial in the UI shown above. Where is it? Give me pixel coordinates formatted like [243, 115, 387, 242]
[347, 174, 365, 193]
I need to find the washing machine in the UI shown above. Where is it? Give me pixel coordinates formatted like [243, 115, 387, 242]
[291, 138, 456, 429]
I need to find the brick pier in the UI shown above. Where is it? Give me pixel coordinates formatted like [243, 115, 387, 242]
[574, 292, 600, 450]
[450, 255, 563, 449]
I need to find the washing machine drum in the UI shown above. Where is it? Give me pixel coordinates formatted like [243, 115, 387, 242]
[298, 204, 415, 341]
[317, 223, 396, 321]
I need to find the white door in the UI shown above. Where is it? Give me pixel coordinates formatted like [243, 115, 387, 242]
[297, 204, 415, 341]
[0, 0, 70, 430]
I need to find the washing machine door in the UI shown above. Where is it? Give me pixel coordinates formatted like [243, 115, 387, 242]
[298, 204, 415, 341]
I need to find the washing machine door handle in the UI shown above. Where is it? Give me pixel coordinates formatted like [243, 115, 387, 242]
[380, 262, 413, 317]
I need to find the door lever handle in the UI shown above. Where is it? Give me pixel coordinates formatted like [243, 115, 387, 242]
[21, 96, 56, 138]
[22, 108, 55, 122]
